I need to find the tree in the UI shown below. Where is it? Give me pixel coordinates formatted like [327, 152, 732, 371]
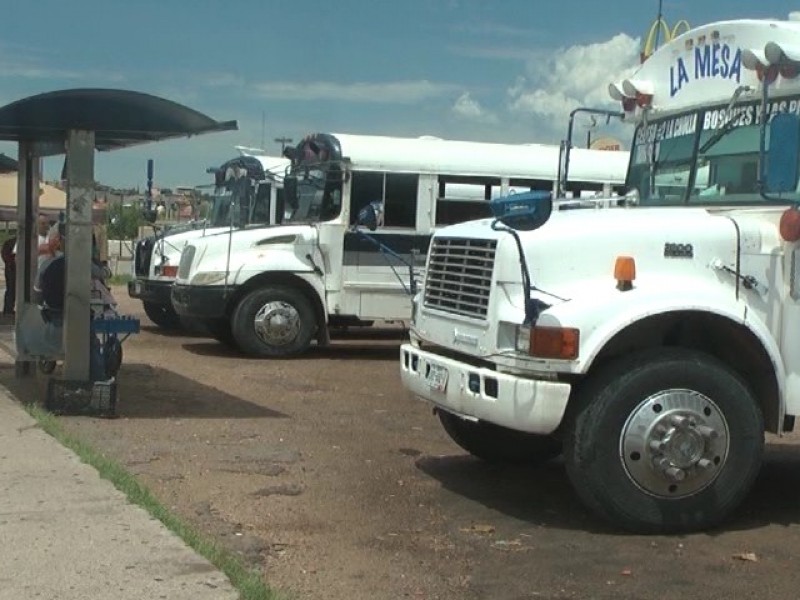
[107, 203, 143, 240]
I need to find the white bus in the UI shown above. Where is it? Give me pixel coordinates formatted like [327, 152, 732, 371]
[127, 152, 289, 328]
[171, 132, 628, 356]
[400, 17, 800, 533]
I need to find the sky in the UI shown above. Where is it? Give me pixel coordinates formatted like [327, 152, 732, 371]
[0, 0, 797, 190]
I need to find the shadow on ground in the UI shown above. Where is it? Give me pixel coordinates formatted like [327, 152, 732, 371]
[181, 329, 404, 361]
[415, 454, 611, 533]
[416, 442, 800, 535]
[139, 324, 210, 339]
[0, 362, 286, 420]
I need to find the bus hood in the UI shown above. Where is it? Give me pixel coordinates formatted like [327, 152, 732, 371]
[176, 224, 318, 282]
[430, 207, 740, 303]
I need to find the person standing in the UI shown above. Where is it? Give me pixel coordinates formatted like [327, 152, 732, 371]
[1, 234, 16, 315]
[13, 213, 55, 270]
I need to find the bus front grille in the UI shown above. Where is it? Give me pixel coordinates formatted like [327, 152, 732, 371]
[423, 237, 496, 320]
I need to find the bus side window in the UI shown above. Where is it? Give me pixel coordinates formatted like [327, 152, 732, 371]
[435, 179, 494, 226]
[350, 171, 384, 225]
[384, 174, 418, 228]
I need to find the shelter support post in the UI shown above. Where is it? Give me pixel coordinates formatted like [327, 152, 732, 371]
[62, 130, 94, 382]
[14, 142, 40, 377]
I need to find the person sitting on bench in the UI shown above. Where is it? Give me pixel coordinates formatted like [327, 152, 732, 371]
[35, 224, 107, 382]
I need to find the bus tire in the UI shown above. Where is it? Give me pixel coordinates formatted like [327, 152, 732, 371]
[564, 348, 764, 533]
[143, 301, 181, 330]
[203, 318, 236, 348]
[231, 285, 316, 357]
[438, 409, 562, 465]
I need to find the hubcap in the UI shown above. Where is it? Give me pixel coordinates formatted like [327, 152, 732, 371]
[253, 301, 301, 347]
[620, 389, 729, 498]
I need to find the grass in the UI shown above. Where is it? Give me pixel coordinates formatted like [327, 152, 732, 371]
[107, 273, 132, 286]
[25, 404, 286, 600]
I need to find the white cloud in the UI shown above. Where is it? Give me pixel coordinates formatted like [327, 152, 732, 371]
[203, 73, 246, 88]
[252, 80, 459, 104]
[450, 22, 532, 38]
[506, 33, 640, 139]
[0, 61, 125, 83]
[790, 11, 800, 20]
[447, 44, 540, 61]
[452, 92, 498, 123]
[0, 43, 126, 83]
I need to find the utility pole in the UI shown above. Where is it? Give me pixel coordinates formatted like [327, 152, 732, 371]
[654, 0, 664, 52]
[274, 136, 293, 153]
[261, 111, 266, 149]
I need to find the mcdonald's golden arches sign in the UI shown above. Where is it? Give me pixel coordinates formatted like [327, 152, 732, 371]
[641, 18, 691, 63]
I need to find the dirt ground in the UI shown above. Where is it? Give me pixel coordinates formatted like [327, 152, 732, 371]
[4, 287, 800, 599]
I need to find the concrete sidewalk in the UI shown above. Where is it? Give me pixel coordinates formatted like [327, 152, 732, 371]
[0, 385, 238, 600]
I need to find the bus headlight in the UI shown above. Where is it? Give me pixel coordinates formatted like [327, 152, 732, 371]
[191, 271, 227, 286]
[517, 325, 580, 359]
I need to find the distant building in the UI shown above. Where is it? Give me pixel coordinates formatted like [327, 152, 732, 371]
[0, 173, 105, 224]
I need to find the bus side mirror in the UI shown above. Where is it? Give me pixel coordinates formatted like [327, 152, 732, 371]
[766, 113, 800, 194]
[490, 191, 552, 231]
[355, 200, 383, 231]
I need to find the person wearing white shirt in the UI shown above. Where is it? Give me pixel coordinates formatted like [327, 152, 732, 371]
[13, 213, 53, 266]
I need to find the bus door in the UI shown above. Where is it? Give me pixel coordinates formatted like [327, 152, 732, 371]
[342, 171, 428, 319]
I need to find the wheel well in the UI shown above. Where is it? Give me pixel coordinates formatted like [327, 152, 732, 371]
[226, 272, 327, 343]
[590, 311, 780, 433]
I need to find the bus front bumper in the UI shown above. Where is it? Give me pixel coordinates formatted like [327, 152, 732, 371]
[128, 278, 173, 306]
[171, 284, 232, 320]
[400, 343, 571, 435]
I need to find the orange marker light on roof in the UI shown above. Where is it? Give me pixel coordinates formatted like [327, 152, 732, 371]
[780, 207, 800, 243]
[614, 256, 636, 291]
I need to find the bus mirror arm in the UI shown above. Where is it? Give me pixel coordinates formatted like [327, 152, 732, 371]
[490, 220, 548, 325]
[304, 253, 324, 277]
[558, 107, 625, 198]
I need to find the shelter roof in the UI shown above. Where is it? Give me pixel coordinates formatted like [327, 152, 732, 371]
[0, 88, 237, 156]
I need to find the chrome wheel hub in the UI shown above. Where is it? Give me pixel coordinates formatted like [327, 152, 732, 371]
[620, 389, 729, 498]
[253, 301, 300, 347]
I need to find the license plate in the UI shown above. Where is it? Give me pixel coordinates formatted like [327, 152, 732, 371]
[133, 281, 142, 295]
[426, 363, 448, 392]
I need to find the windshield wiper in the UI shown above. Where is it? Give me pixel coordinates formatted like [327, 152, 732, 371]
[698, 118, 737, 155]
[698, 85, 755, 155]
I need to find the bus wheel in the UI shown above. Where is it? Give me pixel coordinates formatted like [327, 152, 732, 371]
[564, 349, 764, 533]
[231, 285, 316, 357]
[203, 319, 236, 348]
[437, 410, 561, 465]
[143, 301, 181, 330]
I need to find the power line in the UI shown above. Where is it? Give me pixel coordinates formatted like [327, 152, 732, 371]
[274, 136, 293, 153]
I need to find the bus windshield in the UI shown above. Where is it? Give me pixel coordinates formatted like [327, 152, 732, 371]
[207, 178, 274, 228]
[284, 165, 343, 224]
[627, 96, 800, 206]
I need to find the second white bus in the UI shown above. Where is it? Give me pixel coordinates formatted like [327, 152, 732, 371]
[171, 132, 628, 357]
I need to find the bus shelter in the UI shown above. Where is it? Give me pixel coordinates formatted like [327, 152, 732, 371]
[0, 88, 237, 386]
